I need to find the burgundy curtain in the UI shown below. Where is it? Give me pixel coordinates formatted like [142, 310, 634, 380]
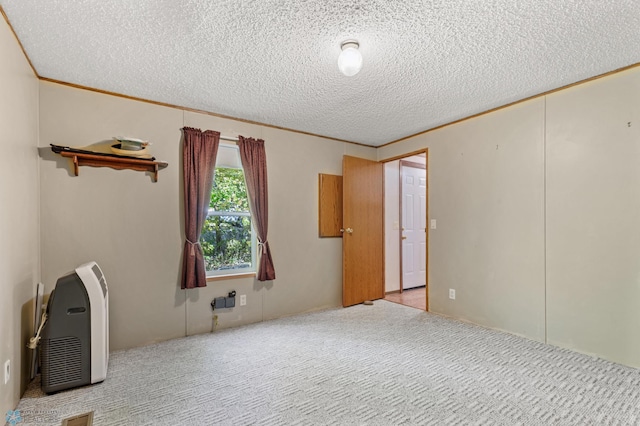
[238, 136, 276, 281]
[181, 127, 220, 289]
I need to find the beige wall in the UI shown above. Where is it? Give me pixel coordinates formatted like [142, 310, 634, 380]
[39, 84, 186, 350]
[0, 16, 39, 415]
[39, 82, 376, 350]
[378, 67, 640, 367]
[382, 100, 546, 340]
[545, 69, 640, 366]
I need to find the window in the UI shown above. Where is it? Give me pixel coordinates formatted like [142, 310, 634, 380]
[200, 144, 256, 276]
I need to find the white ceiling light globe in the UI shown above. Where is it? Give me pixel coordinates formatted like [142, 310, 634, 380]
[338, 41, 362, 77]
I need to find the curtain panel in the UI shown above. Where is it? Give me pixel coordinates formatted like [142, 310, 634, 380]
[238, 136, 276, 281]
[181, 127, 220, 289]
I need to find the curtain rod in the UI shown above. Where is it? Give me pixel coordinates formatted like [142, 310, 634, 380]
[221, 135, 238, 142]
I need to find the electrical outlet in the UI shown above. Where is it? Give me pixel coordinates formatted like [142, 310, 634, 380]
[4, 360, 10, 384]
[449, 289, 456, 300]
[240, 294, 247, 306]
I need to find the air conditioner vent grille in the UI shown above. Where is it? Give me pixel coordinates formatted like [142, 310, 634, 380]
[41, 336, 83, 386]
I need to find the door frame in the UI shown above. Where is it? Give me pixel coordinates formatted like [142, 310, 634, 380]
[382, 148, 429, 311]
[399, 159, 427, 294]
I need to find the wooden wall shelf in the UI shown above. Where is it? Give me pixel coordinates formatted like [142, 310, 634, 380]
[53, 148, 168, 182]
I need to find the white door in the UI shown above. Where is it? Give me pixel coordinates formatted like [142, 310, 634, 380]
[401, 163, 427, 290]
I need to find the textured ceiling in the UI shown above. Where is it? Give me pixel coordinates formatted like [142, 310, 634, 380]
[2, 1, 640, 147]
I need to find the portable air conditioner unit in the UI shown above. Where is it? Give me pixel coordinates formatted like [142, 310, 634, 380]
[40, 261, 109, 393]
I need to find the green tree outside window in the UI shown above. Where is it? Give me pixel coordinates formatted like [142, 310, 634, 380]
[201, 168, 253, 272]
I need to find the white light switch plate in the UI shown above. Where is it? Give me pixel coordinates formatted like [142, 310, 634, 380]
[430, 219, 437, 229]
[4, 360, 10, 384]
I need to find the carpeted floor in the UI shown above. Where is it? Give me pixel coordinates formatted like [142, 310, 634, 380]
[12, 300, 640, 425]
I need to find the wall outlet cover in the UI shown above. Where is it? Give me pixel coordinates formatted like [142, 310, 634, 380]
[449, 289, 456, 300]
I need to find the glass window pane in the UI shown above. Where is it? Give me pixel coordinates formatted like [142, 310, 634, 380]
[203, 162, 255, 276]
[201, 214, 252, 272]
[210, 168, 249, 213]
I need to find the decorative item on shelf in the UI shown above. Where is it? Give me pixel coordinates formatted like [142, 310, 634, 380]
[111, 137, 152, 157]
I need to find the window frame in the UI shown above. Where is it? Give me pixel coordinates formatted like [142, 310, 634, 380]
[202, 144, 257, 278]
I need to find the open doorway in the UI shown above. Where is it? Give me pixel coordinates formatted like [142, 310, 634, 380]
[383, 151, 428, 310]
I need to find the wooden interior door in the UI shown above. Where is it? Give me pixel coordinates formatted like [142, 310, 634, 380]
[343, 155, 384, 307]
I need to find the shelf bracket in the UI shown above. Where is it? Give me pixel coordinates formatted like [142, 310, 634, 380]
[72, 155, 79, 176]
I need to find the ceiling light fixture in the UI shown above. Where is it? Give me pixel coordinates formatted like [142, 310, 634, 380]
[338, 40, 362, 77]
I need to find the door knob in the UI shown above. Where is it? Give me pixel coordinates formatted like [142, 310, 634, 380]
[345, 228, 353, 234]
[402, 235, 407, 240]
